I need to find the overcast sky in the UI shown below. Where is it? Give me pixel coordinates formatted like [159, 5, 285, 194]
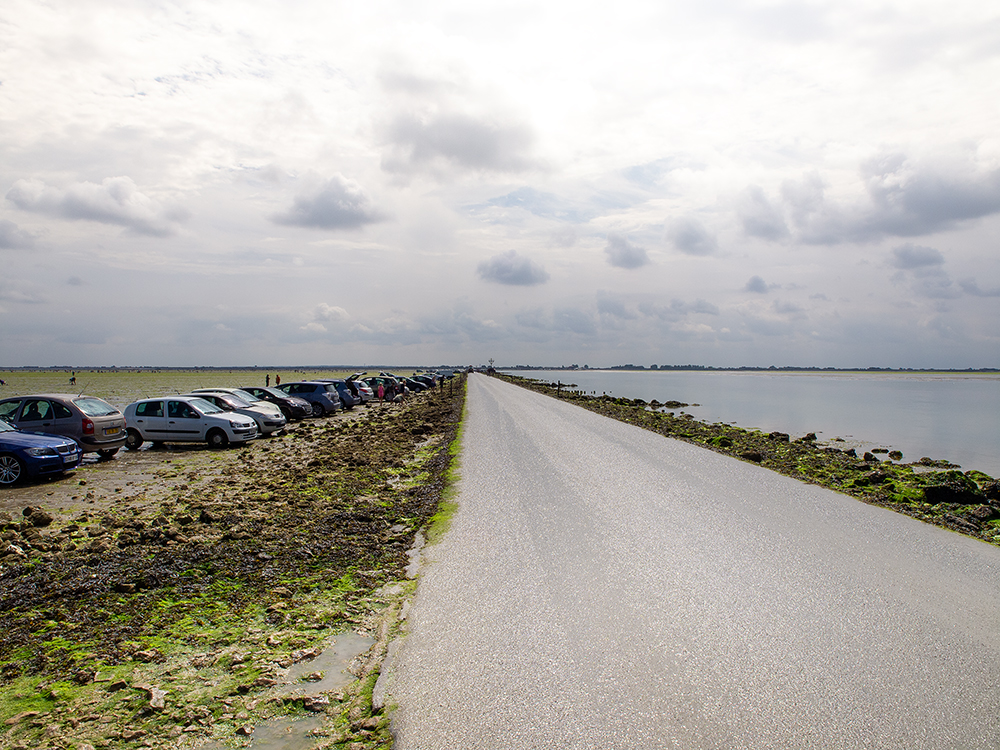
[2, 0, 999, 368]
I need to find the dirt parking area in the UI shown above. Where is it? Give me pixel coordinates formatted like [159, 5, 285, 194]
[1, 379, 465, 750]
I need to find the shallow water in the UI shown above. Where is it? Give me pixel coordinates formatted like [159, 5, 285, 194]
[512, 370, 1000, 476]
[200, 632, 374, 750]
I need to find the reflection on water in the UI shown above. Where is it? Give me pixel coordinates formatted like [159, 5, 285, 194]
[514, 370, 1000, 476]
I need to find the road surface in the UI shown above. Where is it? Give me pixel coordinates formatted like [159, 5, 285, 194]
[387, 374, 1000, 748]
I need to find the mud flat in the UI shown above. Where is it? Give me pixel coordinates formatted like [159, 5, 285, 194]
[0, 376, 466, 749]
[502, 374, 1000, 547]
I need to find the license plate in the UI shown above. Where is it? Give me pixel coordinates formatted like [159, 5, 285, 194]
[104, 426, 121, 435]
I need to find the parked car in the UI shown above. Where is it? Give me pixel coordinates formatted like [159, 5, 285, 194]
[240, 386, 312, 420]
[188, 389, 287, 435]
[402, 377, 428, 392]
[275, 382, 341, 416]
[364, 376, 403, 401]
[0, 394, 127, 458]
[123, 396, 258, 450]
[347, 373, 374, 404]
[410, 374, 438, 389]
[312, 379, 360, 409]
[378, 372, 413, 396]
[0, 417, 83, 486]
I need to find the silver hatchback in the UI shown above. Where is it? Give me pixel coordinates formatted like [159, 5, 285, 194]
[0, 393, 127, 458]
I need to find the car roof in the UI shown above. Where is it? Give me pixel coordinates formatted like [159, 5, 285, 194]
[1, 393, 108, 401]
[134, 395, 206, 403]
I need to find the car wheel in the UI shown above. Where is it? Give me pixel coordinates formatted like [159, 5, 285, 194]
[279, 407, 291, 419]
[311, 402, 324, 417]
[207, 428, 229, 449]
[124, 429, 144, 451]
[97, 447, 120, 459]
[0, 454, 24, 486]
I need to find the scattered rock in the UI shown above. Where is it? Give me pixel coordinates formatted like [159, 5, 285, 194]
[4, 711, 41, 726]
[23, 507, 54, 527]
[767, 432, 790, 443]
[134, 684, 168, 709]
[739, 451, 763, 463]
[303, 694, 331, 711]
[888, 450, 903, 461]
[923, 484, 981, 505]
[970, 505, 997, 521]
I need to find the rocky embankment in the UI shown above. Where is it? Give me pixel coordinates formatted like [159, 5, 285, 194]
[0, 377, 465, 750]
[502, 374, 1000, 545]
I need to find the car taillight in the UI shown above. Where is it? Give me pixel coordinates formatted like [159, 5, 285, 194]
[82, 417, 94, 435]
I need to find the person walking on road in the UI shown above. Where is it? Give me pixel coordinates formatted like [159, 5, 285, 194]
[377, 383, 385, 405]
[266, 374, 270, 387]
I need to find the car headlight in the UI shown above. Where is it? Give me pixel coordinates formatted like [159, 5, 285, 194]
[229, 419, 244, 428]
[25, 447, 58, 457]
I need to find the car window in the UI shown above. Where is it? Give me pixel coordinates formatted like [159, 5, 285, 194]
[0, 418, 13, 433]
[231, 389, 259, 403]
[20, 400, 53, 421]
[288, 384, 309, 394]
[168, 400, 199, 419]
[73, 397, 119, 417]
[136, 401, 163, 417]
[53, 402, 74, 419]
[0, 401, 22, 419]
[188, 397, 223, 414]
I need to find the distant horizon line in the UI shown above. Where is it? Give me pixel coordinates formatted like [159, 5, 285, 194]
[2, 364, 998, 373]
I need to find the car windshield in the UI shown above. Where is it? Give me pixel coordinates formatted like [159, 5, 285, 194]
[260, 387, 286, 398]
[73, 397, 120, 417]
[230, 389, 259, 403]
[188, 398, 223, 414]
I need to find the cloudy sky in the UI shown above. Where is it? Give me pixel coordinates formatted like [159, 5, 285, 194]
[2, 0, 999, 368]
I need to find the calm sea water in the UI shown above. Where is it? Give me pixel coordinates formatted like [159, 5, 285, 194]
[507, 370, 1000, 477]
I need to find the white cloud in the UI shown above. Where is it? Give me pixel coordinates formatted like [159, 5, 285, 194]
[272, 176, 382, 230]
[477, 250, 549, 286]
[0, 219, 35, 249]
[604, 232, 649, 269]
[890, 244, 944, 270]
[382, 112, 535, 175]
[667, 216, 717, 256]
[737, 186, 788, 240]
[5, 177, 184, 236]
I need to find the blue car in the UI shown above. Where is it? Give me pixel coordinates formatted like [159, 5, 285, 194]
[0, 417, 83, 486]
[312, 379, 360, 410]
[276, 382, 342, 416]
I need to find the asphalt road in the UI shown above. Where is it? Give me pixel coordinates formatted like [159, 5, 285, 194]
[387, 374, 1000, 749]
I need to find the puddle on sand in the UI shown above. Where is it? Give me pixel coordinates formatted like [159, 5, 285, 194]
[274, 632, 375, 697]
[201, 633, 374, 750]
[245, 715, 325, 749]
